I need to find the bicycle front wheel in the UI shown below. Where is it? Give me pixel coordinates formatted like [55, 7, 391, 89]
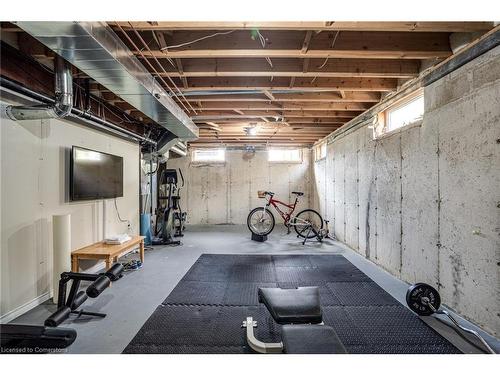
[247, 207, 275, 236]
[293, 209, 323, 238]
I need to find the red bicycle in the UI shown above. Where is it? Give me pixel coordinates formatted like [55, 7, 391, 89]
[247, 191, 323, 238]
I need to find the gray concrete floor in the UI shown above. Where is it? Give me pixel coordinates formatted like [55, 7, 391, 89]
[11, 225, 500, 354]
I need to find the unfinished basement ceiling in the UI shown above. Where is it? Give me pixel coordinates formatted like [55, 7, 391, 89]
[107, 21, 495, 147]
[1, 21, 496, 147]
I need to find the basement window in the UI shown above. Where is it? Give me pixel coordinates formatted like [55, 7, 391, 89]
[191, 149, 225, 163]
[314, 142, 326, 161]
[268, 149, 302, 163]
[377, 90, 424, 137]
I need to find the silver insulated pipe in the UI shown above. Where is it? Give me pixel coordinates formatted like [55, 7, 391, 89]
[6, 56, 73, 120]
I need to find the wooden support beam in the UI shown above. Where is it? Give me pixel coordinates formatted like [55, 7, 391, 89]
[17, 32, 52, 59]
[136, 48, 449, 60]
[192, 110, 358, 118]
[176, 77, 397, 92]
[196, 117, 347, 125]
[289, 77, 295, 88]
[130, 30, 451, 60]
[191, 140, 317, 146]
[151, 58, 420, 79]
[110, 22, 494, 32]
[191, 101, 372, 111]
[183, 91, 381, 102]
[196, 120, 345, 127]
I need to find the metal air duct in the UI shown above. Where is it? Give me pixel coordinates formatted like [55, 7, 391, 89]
[6, 55, 72, 120]
[14, 22, 198, 140]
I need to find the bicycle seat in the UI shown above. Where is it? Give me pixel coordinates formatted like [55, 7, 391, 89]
[266, 191, 275, 196]
[292, 191, 304, 196]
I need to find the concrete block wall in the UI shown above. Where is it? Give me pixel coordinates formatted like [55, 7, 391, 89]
[311, 46, 500, 336]
[167, 148, 312, 225]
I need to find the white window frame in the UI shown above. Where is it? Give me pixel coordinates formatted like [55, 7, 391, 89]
[376, 89, 424, 138]
[314, 142, 327, 162]
[191, 148, 226, 163]
[268, 148, 303, 164]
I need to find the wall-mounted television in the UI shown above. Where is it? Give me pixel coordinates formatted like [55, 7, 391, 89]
[70, 146, 123, 201]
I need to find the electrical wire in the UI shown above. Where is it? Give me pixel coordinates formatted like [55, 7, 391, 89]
[160, 30, 236, 50]
[128, 25, 198, 115]
[118, 23, 196, 115]
[114, 198, 131, 227]
[254, 29, 274, 69]
[311, 31, 341, 84]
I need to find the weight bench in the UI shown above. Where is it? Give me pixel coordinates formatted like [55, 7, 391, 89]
[0, 324, 76, 352]
[243, 286, 347, 354]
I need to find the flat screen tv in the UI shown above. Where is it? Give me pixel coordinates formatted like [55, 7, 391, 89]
[70, 146, 123, 201]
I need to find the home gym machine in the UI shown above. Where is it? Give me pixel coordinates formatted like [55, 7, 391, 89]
[152, 165, 186, 246]
[301, 219, 335, 245]
[44, 263, 124, 327]
[406, 283, 496, 354]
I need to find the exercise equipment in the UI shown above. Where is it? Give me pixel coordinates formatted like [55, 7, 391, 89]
[153, 167, 186, 246]
[242, 286, 347, 354]
[300, 219, 335, 245]
[44, 263, 124, 327]
[0, 324, 76, 351]
[406, 283, 496, 354]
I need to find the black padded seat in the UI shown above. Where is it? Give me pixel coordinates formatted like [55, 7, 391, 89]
[0, 324, 77, 350]
[282, 325, 347, 354]
[258, 287, 322, 324]
[291, 191, 304, 196]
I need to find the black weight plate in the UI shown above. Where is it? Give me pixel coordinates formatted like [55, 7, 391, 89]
[406, 283, 441, 316]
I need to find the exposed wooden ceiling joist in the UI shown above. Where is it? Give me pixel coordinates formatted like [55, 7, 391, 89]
[109, 21, 494, 32]
[190, 101, 372, 111]
[174, 77, 397, 92]
[152, 58, 419, 79]
[8, 21, 491, 148]
[193, 109, 362, 116]
[182, 91, 381, 102]
[136, 48, 449, 60]
[128, 30, 451, 60]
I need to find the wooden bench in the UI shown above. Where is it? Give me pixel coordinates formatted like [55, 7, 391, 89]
[71, 235, 145, 272]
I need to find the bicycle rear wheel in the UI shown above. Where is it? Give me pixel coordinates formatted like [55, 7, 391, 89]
[293, 209, 323, 238]
[247, 207, 275, 236]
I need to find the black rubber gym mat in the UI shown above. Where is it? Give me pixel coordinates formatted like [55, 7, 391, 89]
[123, 254, 460, 354]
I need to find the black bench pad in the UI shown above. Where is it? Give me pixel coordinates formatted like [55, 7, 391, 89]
[258, 287, 322, 324]
[282, 325, 347, 354]
[0, 324, 77, 350]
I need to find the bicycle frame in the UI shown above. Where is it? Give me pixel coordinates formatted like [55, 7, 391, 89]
[262, 195, 298, 225]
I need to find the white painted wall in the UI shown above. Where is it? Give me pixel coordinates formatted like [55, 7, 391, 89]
[312, 46, 500, 336]
[167, 149, 312, 225]
[0, 99, 140, 321]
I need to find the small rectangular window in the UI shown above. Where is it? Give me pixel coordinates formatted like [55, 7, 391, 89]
[376, 90, 424, 137]
[268, 149, 302, 163]
[314, 142, 326, 161]
[386, 93, 424, 131]
[192, 148, 225, 163]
